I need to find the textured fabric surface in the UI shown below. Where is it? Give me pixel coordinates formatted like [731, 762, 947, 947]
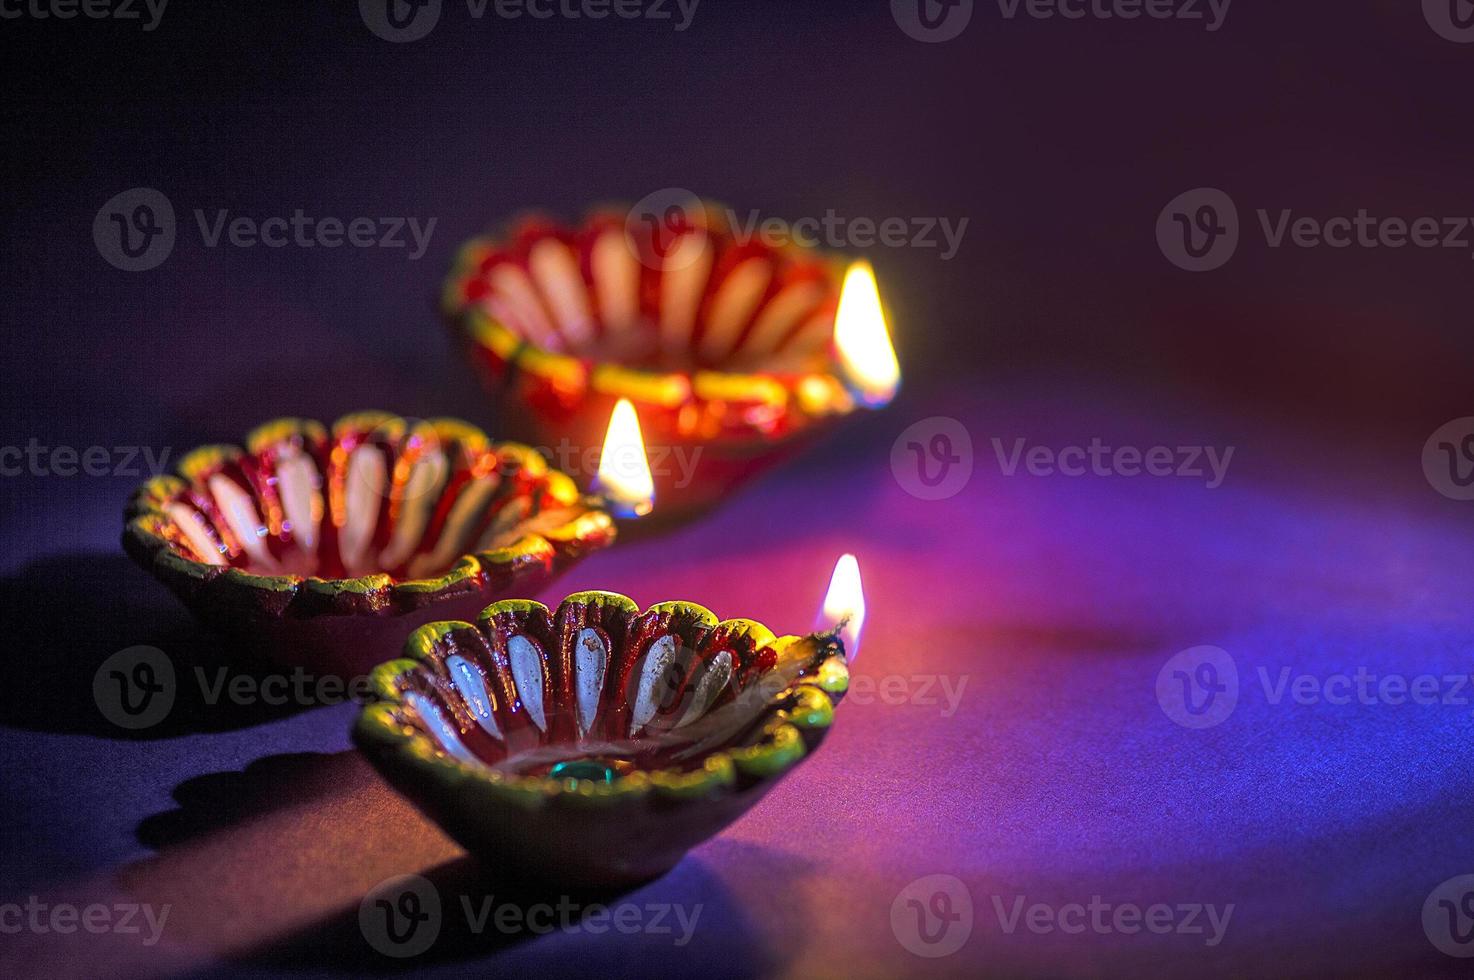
[3, 379, 1470, 978]
[3, 4, 1471, 976]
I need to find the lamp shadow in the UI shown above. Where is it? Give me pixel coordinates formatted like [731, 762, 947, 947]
[240, 855, 762, 974]
[120, 749, 794, 976]
[0, 552, 337, 738]
[135, 751, 356, 851]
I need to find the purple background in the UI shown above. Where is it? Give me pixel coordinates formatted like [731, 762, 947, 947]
[3, 1, 1473, 977]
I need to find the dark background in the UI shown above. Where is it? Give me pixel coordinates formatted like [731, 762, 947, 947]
[3, 0, 1471, 458]
[2, 2, 1472, 978]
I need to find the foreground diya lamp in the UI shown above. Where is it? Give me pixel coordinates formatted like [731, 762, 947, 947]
[353, 555, 866, 886]
[442, 200, 902, 517]
[122, 412, 619, 676]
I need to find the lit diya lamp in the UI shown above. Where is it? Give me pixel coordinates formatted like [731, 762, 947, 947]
[353, 555, 866, 886]
[121, 411, 645, 677]
[442, 199, 901, 518]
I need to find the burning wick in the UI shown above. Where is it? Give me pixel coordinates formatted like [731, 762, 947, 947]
[833, 261, 900, 409]
[594, 398, 655, 518]
[816, 553, 866, 663]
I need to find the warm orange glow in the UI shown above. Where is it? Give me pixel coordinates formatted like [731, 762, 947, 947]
[595, 398, 654, 517]
[833, 261, 900, 407]
[818, 553, 866, 662]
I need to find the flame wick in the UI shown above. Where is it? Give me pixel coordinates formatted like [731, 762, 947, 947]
[817, 554, 866, 663]
[833, 261, 900, 408]
[594, 398, 655, 518]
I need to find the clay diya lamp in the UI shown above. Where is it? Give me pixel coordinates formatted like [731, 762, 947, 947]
[122, 412, 617, 677]
[353, 555, 867, 887]
[442, 199, 902, 518]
